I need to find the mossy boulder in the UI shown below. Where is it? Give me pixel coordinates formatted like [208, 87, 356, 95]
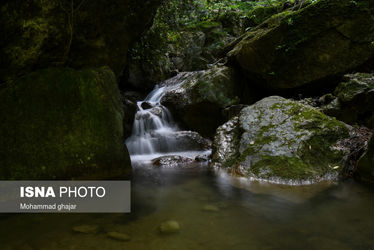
[322, 73, 374, 128]
[211, 96, 355, 184]
[160, 66, 243, 138]
[0, 67, 130, 180]
[357, 136, 374, 183]
[0, 0, 163, 82]
[228, 0, 374, 91]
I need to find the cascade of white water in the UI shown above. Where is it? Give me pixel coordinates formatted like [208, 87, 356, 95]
[126, 74, 211, 163]
[125, 85, 177, 156]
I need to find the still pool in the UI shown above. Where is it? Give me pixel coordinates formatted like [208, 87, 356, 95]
[1, 162, 374, 250]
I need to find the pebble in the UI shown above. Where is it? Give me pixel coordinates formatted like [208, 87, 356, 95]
[72, 225, 99, 234]
[107, 231, 131, 241]
[160, 220, 180, 234]
[203, 205, 219, 212]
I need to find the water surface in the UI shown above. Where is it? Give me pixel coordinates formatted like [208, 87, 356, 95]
[1, 162, 374, 250]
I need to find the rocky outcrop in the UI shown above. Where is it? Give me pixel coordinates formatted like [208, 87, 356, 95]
[0, 67, 130, 179]
[321, 73, 374, 129]
[211, 96, 363, 184]
[0, 0, 163, 83]
[161, 66, 249, 137]
[228, 0, 374, 91]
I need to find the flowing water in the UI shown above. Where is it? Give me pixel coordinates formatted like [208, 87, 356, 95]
[1, 85, 374, 250]
[125, 85, 177, 156]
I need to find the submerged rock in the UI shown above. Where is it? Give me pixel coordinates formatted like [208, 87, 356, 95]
[322, 73, 374, 129]
[107, 231, 131, 241]
[159, 220, 180, 234]
[228, 0, 374, 91]
[73, 225, 99, 234]
[161, 66, 245, 137]
[211, 96, 359, 184]
[357, 136, 374, 183]
[0, 67, 130, 180]
[202, 205, 219, 212]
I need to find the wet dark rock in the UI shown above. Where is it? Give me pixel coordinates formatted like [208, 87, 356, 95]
[211, 96, 363, 184]
[321, 73, 374, 129]
[149, 106, 164, 118]
[141, 102, 153, 110]
[161, 66, 246, 137]
[123, 98, 138, 139]
[0, 67, 130, 180]
[335, 126, 372, 178]
[73, 225, 99, 234]
[222, 104, 248, 120]
[123, 91, 145, 104]
[150, 131, 211, 153]
[228, 0, 374, 91]
[152, 156, 195, 169]
[173, 131, 211, 151]
[195, 153, 211, 162]
[357, 135, 374, 183]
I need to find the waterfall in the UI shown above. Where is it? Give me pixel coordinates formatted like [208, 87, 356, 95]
[125, 79, 211, 162]
[125, 85, 176, 155]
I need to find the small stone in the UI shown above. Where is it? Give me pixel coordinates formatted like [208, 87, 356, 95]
[160, 220, 180, 234]
[202, 205, 219, 212]
[72, 225, 99, 234]
[141, 101, 153, 110]
[107, 231, 131, 241]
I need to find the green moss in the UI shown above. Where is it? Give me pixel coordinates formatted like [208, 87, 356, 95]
[224, 98, 349, 181]
[250, 155, 318, 180]
[229, 0, 374, 90]
[191, 21, 221, 31]
[292, 106, 349, 134]
[0, 67, 130, 180]
[247, 4, 284, 26]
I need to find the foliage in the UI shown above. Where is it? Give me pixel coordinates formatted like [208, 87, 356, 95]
[128, 0, 320, 88]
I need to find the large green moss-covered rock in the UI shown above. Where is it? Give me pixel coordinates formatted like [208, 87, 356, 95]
[322, 73, 374, 128]
[357, 136, 374, 183]
[0, 0, 162, 82]
[228, 0, 374, 91]
[0, 67, 130, 180]
[160, 66, 244, 138]
[211, 96, 356, 184]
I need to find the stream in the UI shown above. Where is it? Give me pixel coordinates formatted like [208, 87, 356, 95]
[1, 86, 374, 250]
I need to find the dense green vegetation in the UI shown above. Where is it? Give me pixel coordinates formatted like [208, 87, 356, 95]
[126, 0, 317, 90]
